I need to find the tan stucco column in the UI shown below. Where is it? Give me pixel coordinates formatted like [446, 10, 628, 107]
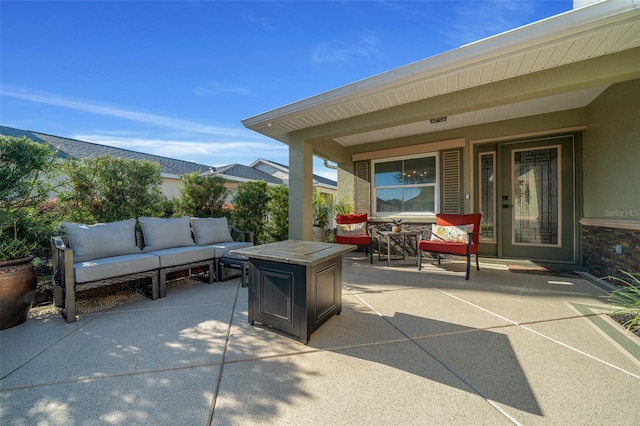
[289, 137, 314, 240]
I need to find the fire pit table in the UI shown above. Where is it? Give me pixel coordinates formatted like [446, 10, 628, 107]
[231, 240, 356, 343]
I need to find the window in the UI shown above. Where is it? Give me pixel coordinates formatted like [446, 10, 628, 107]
[373, 154, 438, 215]
[479, 152, 495, 242]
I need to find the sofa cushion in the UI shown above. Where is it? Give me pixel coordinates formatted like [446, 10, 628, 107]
[191, 217, 233, 245]
[145, 246, 213, 268]
[139, 216, 195, 251]
[63, 219, 140, 263]
[209, 241, 253, 258]
[74, 253, 159, 284]
[430, 224, 474, 243]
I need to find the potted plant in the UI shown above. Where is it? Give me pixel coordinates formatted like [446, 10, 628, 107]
[312, 190, 350, 242]
[0, 236, 38, 329]
[391, 219, 403, 233]
[0, 135, 57, 329]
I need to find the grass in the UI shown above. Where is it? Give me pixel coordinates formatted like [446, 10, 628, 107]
[608, 270, 640, 334]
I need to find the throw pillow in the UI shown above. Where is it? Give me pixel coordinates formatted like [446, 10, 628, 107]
[63, 219, 140, 263]
[139, 216, 195, 251]
[191, 217, 233, 245]
[430, 224, 474, 243]
[336, 222, 367, 237]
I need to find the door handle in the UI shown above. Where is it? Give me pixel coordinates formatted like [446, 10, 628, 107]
[502, 204, 514, 208]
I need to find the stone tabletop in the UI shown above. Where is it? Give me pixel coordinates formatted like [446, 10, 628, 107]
[230, 240, 357, 267]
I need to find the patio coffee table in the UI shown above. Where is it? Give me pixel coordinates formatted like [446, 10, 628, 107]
[231, 240, 356, 343]
[376, 230, 420, 266]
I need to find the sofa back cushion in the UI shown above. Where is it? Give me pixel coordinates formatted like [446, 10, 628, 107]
[191, 217, 233, 245]
[139, 216, 195, 251]
[63, 219, 140, 263]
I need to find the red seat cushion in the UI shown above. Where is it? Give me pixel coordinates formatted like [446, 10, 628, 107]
[335, 235, 371, 245]
[418, 240, 478, 256]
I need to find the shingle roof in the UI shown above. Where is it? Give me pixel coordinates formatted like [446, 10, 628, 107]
[253, 158, 337, 187]
[216, 163, 283, 185]
[0, 126, 214, 176]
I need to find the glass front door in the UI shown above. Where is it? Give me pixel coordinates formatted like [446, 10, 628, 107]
[500, 136, 575, 262]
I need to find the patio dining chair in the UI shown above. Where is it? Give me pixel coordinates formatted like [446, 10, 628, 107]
[417, 213, 482, 280]
[334, 213, 373, 263]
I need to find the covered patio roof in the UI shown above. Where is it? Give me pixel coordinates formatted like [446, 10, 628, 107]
[242, 0, 640, 162]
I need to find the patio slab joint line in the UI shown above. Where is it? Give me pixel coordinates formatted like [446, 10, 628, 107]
[207, 280, 242, 425]
[346, 287, 523, 426]
[1, 307, 105, 381]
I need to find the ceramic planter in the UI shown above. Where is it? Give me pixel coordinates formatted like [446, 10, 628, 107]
[0, 256, 37, 330]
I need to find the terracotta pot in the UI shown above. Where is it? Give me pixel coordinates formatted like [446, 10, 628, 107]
[0, 256, 37, 330]
[392, 225, 402, 233]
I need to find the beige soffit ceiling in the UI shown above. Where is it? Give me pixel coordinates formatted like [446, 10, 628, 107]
[334, 85, 608, 146]
[242, 0, 640, 146]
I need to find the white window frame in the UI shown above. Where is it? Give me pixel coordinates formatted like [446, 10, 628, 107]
[372, 152, 439, 216]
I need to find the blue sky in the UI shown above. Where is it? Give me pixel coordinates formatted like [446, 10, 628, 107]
[1, 0, 572, 181]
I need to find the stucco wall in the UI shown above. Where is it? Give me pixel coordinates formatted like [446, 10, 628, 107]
[337, 107, 588, 221]
[582, 79, 640, 219]
[161, 177, 183, 199]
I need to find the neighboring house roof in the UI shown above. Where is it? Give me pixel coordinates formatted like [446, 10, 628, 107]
[241, 0, 640, 149]
[0, 126, 213, 176]
[215, 163, 283, 185]
[251, 158, 337, 189]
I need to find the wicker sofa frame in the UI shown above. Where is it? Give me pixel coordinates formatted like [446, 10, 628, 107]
[52, 222, 253, 323]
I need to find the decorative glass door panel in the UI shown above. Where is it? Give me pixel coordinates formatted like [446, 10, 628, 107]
[479, 153, 495, 242]
[512, 146, 560, 246]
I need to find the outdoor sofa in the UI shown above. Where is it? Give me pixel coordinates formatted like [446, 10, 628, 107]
[52, 216, 253, 323]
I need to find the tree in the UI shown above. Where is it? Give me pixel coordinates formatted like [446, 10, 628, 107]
[232, 181, 270, 245]
[57, 156, 166, 223]
[0, 136, 56, 213]
[263, 185, 288, 243]
[0, 136, 59, 259]
[175, 172, 229, 218]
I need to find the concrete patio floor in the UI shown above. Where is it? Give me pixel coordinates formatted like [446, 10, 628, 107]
[1, 255, 639, 425]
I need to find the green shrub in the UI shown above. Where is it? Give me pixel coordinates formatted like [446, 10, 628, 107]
[0, 135, 58, 259]
[608, 270, 640, 333]
[263, 185, 288, 243]
[57, 156, 166, 223]
[175, 172, 229, 218]
[232, 181, 270, 245]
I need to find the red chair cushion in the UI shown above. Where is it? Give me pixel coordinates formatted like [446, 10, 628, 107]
[335, 213, 370, 246]
[336, 213, 368, 225]
[335, 235, 371, 245]
[418, 240, 478, 256]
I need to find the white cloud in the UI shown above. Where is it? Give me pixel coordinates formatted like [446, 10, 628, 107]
[73, 133, 288, 167]
[311, 32, 379, 65]
[448, 1, 537, 46]
[193, 82, 251, 97]
[0, 87, 252, 138]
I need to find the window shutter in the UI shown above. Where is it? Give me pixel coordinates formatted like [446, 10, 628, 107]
[354, 161, 370, 214]
[442, 150, 461, 214]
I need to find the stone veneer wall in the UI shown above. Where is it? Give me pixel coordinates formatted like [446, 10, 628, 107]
[582, 225, 640, 282]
